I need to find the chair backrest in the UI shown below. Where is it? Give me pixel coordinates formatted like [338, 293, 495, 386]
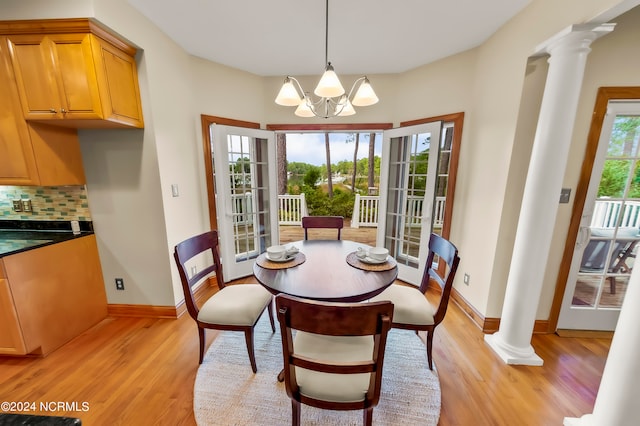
[418, 233, 460, 327]
[301, 215, 344, 240]
[276, 294, 393, 411]
[173, 230, 225, 321]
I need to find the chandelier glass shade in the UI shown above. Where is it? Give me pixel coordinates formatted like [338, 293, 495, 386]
[274, 0, 379, 119]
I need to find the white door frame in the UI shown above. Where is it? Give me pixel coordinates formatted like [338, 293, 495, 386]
[211, 124, 278, 281]
[558, 100, 640, 330]
[378, 122, 442, 284]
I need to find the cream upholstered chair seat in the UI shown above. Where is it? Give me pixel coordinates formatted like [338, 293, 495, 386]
[294, 333, 373, 403]
[276, 294, 393, 426]
[369, 233, 459, 370]
[370, 284, 435, 326]
[197, 284, 272, 326]
[174, 230, 275, 371]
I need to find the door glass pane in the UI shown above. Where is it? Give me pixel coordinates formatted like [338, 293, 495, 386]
[384, 131, 435, 268]
[226, 134, 272, 261]
[573, 115, 640, 309]
[434, 124, 454, 235]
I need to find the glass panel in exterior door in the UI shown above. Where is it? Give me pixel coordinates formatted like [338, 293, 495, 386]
[379, 122, 441, 284]
[211, 125, 277, 281]
[572, 115, 640, 309]
[226, 134, 272, 261]
[434, 124, 454, 234]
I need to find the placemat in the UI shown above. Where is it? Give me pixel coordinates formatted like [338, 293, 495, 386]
[345, 252, 397, 271]
[255, 252, 306, 270]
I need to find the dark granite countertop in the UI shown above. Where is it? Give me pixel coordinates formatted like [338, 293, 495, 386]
[0, 220, 94, 258]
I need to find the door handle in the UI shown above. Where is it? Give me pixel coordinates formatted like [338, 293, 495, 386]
[421, 202, 432, 222]
[577, 226, 591, 248]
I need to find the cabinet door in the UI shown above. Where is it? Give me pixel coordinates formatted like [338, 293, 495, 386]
[7, 33, 102, 121]
[6, 34, 61, 119]
[49, 33, 103, 120]
[0, 277, 27, 355]
[0, 36, 39, 185]
[92, 35, 144, 128]
[3, 236, 107, 356]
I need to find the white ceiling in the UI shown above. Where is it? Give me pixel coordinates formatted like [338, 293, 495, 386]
[127, 0, 532, 77]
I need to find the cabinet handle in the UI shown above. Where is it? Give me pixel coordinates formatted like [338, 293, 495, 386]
[61, 108, 67, 114]
[49, 108, 57, 113]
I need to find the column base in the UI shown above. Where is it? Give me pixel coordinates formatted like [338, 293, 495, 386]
[484, 332, 544, 366]
[564, 414, 594, 425]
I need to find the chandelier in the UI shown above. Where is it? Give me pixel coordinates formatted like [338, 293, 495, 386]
[274, 0, 379, 118]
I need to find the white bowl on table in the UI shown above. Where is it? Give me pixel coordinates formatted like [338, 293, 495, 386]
[368, 247, 389, 261]
[266, 245, 287, 260]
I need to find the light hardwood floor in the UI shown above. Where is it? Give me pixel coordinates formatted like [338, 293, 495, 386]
[0, 278, 610, 426]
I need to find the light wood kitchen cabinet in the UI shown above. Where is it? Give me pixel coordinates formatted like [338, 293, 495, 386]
[0, 36, 85, 185]
[2, 18, 144, 129]
[0, 276, 26, 355]
[0, 235, 107, 356]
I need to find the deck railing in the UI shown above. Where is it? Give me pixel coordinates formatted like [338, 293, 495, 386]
[351, 195, 446, 228]
[270, 193, 446, 228]
[591, 199, 640, 229]
[351, 194, 379, 228]
[230, 194, 309, 226]
[278, 193, 308, 225]
[274, 196, 639, 231]
[230, 192, 254, 225]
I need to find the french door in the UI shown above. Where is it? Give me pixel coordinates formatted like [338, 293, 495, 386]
[210, 124, 279, 280]
[558, 101, 640, 330]
[378, 122, 442, 284]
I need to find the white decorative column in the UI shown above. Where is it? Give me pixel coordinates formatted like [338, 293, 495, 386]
[485, 23, 615, 365]
[564, 258, 640, 425]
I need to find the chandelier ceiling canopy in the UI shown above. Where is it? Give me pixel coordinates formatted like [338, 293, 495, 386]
[274, 0, 379, 119]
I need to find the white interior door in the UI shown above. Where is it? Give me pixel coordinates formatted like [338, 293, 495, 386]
[210, 124, 278, 281]
[378, 122, 442, 284]
[558, 101, 640, 330]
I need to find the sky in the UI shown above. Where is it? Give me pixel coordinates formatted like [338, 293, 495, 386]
[285, 132, 383, 166]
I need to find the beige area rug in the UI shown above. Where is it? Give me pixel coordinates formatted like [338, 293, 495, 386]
[194, 315, 441, 425]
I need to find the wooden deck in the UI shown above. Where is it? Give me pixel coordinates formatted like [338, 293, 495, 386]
[279, 219, 377, 246]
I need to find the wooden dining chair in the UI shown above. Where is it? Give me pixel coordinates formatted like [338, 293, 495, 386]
[370, 233, 460, 370]
[301, 215, 344, 240]
[173, 230, 275, 371]
[276, 294, 394, 426]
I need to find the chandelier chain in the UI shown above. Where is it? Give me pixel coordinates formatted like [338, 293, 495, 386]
[324, 0, 329, 67]
[274, 0, 379, 118]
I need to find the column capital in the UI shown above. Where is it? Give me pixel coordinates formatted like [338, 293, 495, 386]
[534, 23, 615, 56]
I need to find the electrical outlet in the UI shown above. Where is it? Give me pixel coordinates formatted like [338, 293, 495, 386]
[21, 199, 32, 212]
[12, 199, 22, 212]
[463, 273, 470, 285]
[115, 278, 125, 290]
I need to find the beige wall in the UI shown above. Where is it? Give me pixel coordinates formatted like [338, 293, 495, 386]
[2, 0, 639, 320]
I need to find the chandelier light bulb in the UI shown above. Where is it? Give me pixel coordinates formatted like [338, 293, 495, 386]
[337, 98, 356, 116]
[351, 78, 379, 107]
[275, 77, 302, 106]
[294, 96, 316, 117]
[314, 63, 345, 98]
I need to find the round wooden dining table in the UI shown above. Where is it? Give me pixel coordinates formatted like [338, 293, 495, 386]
[252, 240, 398, 302]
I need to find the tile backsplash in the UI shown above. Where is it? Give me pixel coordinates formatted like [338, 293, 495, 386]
[0, 186, 91, 221]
